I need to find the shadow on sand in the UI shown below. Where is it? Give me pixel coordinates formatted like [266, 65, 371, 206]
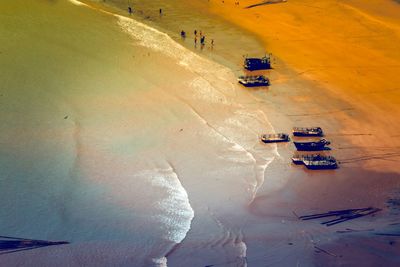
[245, 0, 287, 9]
[0, 236, 69, 255]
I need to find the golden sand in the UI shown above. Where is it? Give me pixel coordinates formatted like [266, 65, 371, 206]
[204, 0, 400, 172]
[208, 1, 400, 94]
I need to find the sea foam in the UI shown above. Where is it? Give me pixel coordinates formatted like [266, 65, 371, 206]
[116, 12, 278, 202]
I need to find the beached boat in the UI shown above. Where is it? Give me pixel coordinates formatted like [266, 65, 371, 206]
[261, 133, 290, 143]
[244, 56, 271, 71]
[291, 154, 336, 164]
[238, 75, 270, 87]
[303, 159, 338, 170]
[293, 139, 330, 151]
[293, 127, 324, 137]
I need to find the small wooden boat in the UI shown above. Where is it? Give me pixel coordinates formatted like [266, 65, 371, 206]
[238, 75, 270, 87]
[244, 56, 271, 71]
[293, 127, 323, 137]
[293, 139, 330, 151]
[291, 154, 336, 164]
[261, 133, 290, 143]
[303, 159, 338, 170]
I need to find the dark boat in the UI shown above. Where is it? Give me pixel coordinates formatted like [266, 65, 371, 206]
[293, 139, 330, 151]
[244, 56, 271, 71]
[261, 133, 290, 143]
[238, 75, 270, 87]
[293, 127, 323, 137]
[291, 154, 336, 164]
[303, 159, 338, 170]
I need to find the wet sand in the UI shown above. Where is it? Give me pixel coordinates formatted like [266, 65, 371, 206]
[1, 0, 276, 266]
[1, 0, 400, 266]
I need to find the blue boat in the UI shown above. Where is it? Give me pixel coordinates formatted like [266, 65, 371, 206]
[294, 139, 330, 151]
[244, 56, 271, 71]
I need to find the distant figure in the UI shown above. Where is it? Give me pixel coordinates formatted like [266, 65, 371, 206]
[211, 39, 214, 46]
[194, 30, 197, 36]
[128, 6, 132, 14]
[181, 30, 186, 38]
[200, 35, 205, 45]
[159, 8, 163, 15]
[200, 30, 202, 36]
[194, 36, 198, 46]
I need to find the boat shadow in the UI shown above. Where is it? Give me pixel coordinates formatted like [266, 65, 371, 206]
[295, 146, 332, 152]
[0, 236, 69, 255]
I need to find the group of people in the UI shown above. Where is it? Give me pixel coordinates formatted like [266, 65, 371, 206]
[126, 6, 215, 49]
[181, 29, 214, 48]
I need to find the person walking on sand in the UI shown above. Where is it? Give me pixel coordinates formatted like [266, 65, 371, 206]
[128, 6, 132, 15]
[194, 30, 197, 36]
[159, 8, 163, 15]
[194, 36, 198, 46]
[181, 30, 186, 39]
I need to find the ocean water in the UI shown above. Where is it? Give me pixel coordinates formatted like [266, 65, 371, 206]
[0, 0, 278, 266]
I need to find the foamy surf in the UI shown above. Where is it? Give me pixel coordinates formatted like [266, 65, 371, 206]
[115, 7, 279, 202]
[147, 165, 194, 244]
[116, 16, 216, 74]
[68, 0, 88, 7]
[129, 164, 194, 267]
[67, 0, 196, 261]
[66, 1, 278, 264]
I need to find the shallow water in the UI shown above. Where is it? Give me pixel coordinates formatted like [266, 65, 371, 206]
[86, 0, 267, 71]
[0, 0, 279, 266]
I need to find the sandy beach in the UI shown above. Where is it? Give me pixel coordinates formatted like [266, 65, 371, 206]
[205, 0, 400, 171]
[0, 0, 399, 266]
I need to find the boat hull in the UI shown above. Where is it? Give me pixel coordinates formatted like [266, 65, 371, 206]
[294, 143, 329, 151]
[238, 81, 269, 87]
[304, 162, 338, 170]
[244, 64, 271, 71]
[244, 58, 271, 71]
[261, 133, 290, 143]
[262, 138, 290, 143]
[292, 127, 324, 137]
[293, 132, 323, 137]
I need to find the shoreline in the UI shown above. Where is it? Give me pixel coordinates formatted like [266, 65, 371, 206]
[61, 0, 400, 266]
[1, 0, 399, 266]
[77, 0, 266, 72]
[204, 0, 400, 171]
[94, 0, 400, 265]
[2, 1, 281, 266]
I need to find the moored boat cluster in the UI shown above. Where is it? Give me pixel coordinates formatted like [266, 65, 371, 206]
[238, 55, 272, 88]
[240, 55, 338, 170]
[261, 127, 338, 170]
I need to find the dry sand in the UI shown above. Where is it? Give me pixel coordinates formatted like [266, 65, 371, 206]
[204, 0, 400, 171]
[195, 0, 400, 265]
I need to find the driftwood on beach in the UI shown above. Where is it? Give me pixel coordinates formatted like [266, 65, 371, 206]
[299, 207, 381, 226]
